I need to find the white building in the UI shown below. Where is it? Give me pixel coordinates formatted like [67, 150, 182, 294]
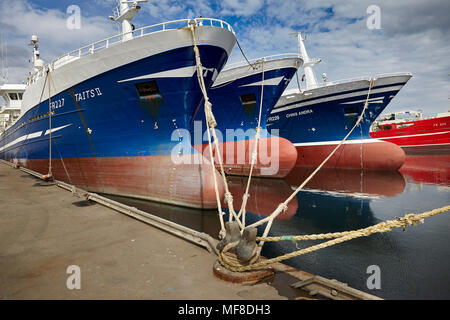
[0, 83, 25, 132]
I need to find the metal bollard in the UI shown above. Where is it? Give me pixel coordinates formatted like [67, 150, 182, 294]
[236, 228, 257, 264]
[216, 221, 240, 252]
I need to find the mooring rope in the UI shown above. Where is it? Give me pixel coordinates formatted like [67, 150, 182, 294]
[244, 78, 375, 246]
[46, 69, 53, 179]
[235, 38, 258, 71]
[237, 58, 265, 228]
[219, 205, 450, 272]
[189, 21, 243, 237]
[188, 22, 437, 275]
[218, 77, 375, 266]
[189, 21, 270, 236]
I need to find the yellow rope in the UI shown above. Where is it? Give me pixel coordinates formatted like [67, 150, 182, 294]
[219, 205, 450, 272]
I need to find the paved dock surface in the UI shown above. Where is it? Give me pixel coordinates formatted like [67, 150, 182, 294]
[0, 164, 284, 299]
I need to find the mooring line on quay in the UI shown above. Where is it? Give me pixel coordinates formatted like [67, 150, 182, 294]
[0, 159, 390, 300]
[0, 159, 219, 255]
[2, 159, 387, 300]
[189, 23, 449, 280]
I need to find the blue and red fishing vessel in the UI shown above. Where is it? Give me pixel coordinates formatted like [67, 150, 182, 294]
[267, 32, 412, 170]
[0, 1, 237, 208]
[191, 54, 302, 178]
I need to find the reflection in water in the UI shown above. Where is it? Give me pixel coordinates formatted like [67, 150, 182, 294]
[224, 176, 298, 220]
[286, 167, 406, 198]
[259, 168, 406, 278]
[105, 156, 449, 300]
[400, 154, 450, 186]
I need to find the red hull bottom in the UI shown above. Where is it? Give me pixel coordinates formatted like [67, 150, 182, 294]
[294, 141, 406, 170]
[10, 155, 224, 209]
[193, 137, 298, 178]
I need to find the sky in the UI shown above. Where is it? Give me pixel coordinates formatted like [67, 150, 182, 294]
[0, 0, 449, 115]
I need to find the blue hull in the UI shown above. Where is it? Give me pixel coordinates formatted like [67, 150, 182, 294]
[1, 45, 227, 159]
[267, 75, 412, 169]
[0, 45, 230, 208]
[192, 65, 298, 140]
[190, 61, 300, 177]
[268, 82, 407, 143]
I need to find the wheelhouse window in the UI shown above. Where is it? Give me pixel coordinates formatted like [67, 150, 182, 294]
[9, 93, 18, 100]
[397, 123, 413, 129]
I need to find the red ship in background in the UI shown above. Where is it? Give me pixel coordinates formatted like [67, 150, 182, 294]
[370, 110, 450, 154]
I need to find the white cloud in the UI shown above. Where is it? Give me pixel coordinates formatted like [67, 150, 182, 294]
[220, 0, 264, 17]
[234, 0, 450, 115]
[1, 0, 448, 114]
[0, 0, 116, 83]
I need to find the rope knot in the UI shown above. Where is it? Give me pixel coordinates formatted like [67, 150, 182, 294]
[204, 101, 217, 128]
[224, 192, 234, 204]
[277, 203, 288, 214]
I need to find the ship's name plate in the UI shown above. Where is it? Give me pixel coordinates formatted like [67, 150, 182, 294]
[74, 87, 103, 102]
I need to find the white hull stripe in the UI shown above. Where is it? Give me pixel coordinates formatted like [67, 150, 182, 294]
[44, 124, 72, 136]
[0, 131, 41, 151]
[239, 76, 285, 87]
[0, 124, 71, 152]
[340, 96, 385, 104]
[293, 138, 384, 147]
[378, 130, 450, 140]
[117, 66, 197, 83]
[27, 131, 44, 139]
[271, 85, 404, 114]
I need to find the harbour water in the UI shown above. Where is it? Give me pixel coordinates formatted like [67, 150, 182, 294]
[107, 153, 450, 300]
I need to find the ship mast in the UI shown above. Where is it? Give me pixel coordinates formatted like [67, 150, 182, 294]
[109, 0, 148, 41]
[294, 31, 321, 90]
[27, 35, 45, 83]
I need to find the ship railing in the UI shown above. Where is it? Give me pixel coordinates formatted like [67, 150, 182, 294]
[310, 72, 413, 89]
[48, 18, 235, 71]
[223, 53, 301, 70]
